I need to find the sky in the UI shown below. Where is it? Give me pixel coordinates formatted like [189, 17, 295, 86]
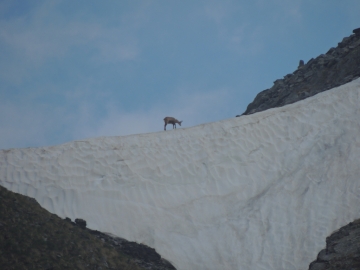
[1, 0, 360, 150]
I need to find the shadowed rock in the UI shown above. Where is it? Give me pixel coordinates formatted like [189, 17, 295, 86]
[308, 219, 360, 270]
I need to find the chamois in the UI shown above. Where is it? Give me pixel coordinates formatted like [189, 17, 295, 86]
[164, 117, 182, 131]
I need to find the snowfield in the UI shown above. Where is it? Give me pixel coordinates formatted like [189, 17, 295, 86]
[1, 79, 360, 270]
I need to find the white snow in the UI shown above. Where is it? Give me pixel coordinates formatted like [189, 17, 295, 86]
[1, 78, 360, 270]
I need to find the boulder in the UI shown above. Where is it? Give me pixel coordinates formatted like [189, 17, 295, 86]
[298, 59, 305, 68]
[75, 218, 87, 228]
[353, 27, 360, 35]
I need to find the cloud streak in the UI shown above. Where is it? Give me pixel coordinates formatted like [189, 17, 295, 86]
[73, 87, 235, 140]
[0, 1, 143, 85]
[0, 99, 70, 149]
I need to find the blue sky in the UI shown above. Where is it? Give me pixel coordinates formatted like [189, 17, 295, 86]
[1, 0, 359, 149]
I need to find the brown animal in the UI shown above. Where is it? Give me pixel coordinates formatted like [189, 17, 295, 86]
[164, 117, 182, 131]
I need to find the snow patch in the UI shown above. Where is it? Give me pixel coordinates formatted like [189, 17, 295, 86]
[1, 78, 360, 270]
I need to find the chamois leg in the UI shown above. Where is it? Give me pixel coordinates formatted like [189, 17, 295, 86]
[164, 123, 167, 131]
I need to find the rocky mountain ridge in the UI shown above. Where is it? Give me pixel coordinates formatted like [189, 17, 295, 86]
[239, 27, 360, 116]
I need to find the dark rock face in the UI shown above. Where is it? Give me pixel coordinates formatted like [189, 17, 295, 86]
[75, 218, 87, 228]
[353, 28, 360, 35]
[239, 28, 360, 116]
[308, 219, 360, 270]
[89, 231, 176, 270]
[0, 185, 176, 270]
[298, 60, 305, 68]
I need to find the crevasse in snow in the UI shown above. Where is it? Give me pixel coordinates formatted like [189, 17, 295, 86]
[1, 79, 360, 270]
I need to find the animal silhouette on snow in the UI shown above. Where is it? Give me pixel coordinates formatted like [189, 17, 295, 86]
[164, 117, 182, 131]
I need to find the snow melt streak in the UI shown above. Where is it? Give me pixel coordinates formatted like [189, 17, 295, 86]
[1, 79, 360, 270]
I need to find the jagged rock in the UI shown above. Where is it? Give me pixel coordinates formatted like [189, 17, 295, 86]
[90, 230, 177, 270]
[75, 218, 87, 228]
[353, 27, 360, 35]
[64, 217, 72, 223]
[308, 219, 360, 270]
[304, 71, 313, 78]
[240, 28, 360, 116]
[298, 59, 305, 68]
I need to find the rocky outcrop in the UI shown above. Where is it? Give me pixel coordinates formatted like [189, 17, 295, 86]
[308, 219, 360, 270]
[0, 185, 176, 270]
[239, 28, 360, 116]
[75, 218, 87, 228]
[89, 230, 176, 270]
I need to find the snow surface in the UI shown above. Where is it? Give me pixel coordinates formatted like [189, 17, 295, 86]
[1, 79, 360, 270]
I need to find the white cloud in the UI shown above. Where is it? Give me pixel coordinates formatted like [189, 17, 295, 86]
[86, 108, 164, 138]
[256, 0, 303, 23]
[0, 1, 143, 85]
[0, 100, 69, 149]
[73, 87, 235, 140]
[0, 17, 140, 63]
[202, 0, 304, 57]
[203, 2, 267, 56]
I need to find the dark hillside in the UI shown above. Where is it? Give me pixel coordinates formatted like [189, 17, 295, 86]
[0, 185, 176, 270]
